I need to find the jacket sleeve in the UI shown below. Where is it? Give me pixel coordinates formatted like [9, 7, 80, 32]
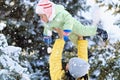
[77, 40, 89, 80]
[62, 10, 74, 30]
[77, 40, 88, 62]
[43, 23, 52, 36]
[49, 39, 65, 80]
[73, 19, 97, 36]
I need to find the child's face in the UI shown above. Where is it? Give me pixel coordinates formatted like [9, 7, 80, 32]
[38, 14, 48, 23]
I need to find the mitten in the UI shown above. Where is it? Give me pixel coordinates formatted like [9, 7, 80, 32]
[43, 36, 52, 45]
[63, 30, 71, 42]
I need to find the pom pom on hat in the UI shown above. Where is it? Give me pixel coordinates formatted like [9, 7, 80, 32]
[68, 57, 90, 79]
[35, 0, 54, 20]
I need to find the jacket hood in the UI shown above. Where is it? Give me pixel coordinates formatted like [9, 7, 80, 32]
[48, 4, 65, 21]
[55, 4, 65, 14]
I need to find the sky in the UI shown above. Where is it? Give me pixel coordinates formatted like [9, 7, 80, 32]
[86, 0, 120, 43]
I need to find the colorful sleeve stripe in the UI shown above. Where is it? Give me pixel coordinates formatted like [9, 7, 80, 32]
[63, 30, 71, 36]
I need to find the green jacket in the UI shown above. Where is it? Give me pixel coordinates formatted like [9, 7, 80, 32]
[43, 4, 97, 45]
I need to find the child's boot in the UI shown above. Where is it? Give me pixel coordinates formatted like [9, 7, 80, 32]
[97, 28, 108, 41]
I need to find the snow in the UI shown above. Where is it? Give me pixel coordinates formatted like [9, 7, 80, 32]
[5, 1, 10, 5]
[10, 1, 15, 6]
[100, 10, 120, 43]
[0, 22, 6, 31]
[47, 47, 52, 54]
[22, 0, 36, 6]
[86, 0, 120, 43]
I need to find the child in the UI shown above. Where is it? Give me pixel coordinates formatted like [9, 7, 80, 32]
[35, 0, 108, 46]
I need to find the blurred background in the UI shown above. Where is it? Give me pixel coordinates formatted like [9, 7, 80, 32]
[0, 0, 120, 80]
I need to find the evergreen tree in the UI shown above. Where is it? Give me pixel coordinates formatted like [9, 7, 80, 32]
[0, 0, 120, 79]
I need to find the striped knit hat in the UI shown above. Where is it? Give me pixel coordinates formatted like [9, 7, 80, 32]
[35, 0, 55, 21]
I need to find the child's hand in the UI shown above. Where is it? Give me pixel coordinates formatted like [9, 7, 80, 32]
[63, 36, 69, 42]
[63, 30, 71, 42]
[43, 36, 52, 45]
